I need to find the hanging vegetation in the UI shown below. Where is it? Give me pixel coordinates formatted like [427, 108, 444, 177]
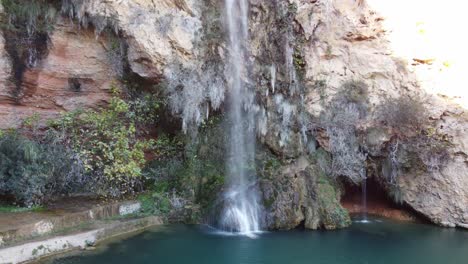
[0, 0, 61, 100]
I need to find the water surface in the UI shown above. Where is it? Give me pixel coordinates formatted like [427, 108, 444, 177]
[51, 219, 468, 264]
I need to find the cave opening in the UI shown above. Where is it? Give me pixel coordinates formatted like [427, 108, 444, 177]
[341, 177, 420, 222]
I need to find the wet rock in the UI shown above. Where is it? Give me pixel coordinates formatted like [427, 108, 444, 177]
[260, 156, 351, 230]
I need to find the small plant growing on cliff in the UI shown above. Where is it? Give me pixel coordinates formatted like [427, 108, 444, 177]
[287, 2, 298, 14]
[325, 45, 333, 59]
[293, 47, 306, 72]
[378, 94, 428, 134]
[22, 113, 41, 135]
[102, 29, 128, 78]
[377, 93, 450, 178]
[388, 185, 405, 205]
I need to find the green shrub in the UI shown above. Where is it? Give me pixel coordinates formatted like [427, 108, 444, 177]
[142, 115, 226, 211]
[138, 192, 171, 216]
[48, 87, 159, 197]
[0, 83, 165, 203]
[0, 133, 84, 206]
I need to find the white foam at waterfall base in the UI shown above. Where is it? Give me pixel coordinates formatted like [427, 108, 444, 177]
[220, 184, 261, 234]
[220, 0, 261, 237]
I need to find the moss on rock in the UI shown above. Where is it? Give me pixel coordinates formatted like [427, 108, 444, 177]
[316, 174, 351, 229]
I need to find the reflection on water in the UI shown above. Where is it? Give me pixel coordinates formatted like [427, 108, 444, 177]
[51, 218, 468, 264]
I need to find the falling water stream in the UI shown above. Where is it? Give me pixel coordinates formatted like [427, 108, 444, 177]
[361, 177, 368, 222]
[270, 64, 276, 93]
[219, 0, 261, 236]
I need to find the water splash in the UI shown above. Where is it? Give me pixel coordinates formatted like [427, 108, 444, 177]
[219, 0, 261, 236]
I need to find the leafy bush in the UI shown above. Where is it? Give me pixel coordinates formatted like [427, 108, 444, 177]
[125, 92, 164, 128]
[0, 133, 84, 206]
[0, 82, 166, 203]
[48, 87, 159, 197]
[138, 192, 171, 216]
[142, 115, 226, 211]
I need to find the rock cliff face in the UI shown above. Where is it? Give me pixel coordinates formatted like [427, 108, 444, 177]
[0, 0, 466, 229]
[260, 156, 351, 230]
[0, 17, 116, 128]
[396, 110, 468, 228]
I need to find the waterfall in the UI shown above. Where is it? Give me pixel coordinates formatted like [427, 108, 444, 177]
[361, 177, 368, 222]
[285, 41, 299, 96]
[219, 0, 261, 236]
[270, 64, 276, 93]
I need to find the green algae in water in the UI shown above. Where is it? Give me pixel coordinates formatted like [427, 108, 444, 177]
[51, 219, 468, 264]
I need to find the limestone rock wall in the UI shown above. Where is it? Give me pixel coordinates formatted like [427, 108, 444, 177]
[254, 0, 468, 228]
[0, 18, 116, 128]
[62, 0, 202, 79]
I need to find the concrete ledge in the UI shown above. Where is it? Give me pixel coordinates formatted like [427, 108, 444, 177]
[0, 200, 142, 248]
[0, 216, 163, 264]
